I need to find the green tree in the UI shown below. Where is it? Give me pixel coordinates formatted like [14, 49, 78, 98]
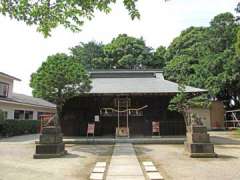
[104, 34, 153, 69]
[152, 46, 167, 69]
[70, 41, 105, 69]
[169, 84, 209, 128]
[168, 85, 191, 125]
[165, 26, 209, 61]
[235, 28, 240, 56]
[30, 53, 91, 122]
[0, 0, 140, 37]
[164, 26, 210, 87]
[164, 12, 240, 106]
[209, 12, 237, 52]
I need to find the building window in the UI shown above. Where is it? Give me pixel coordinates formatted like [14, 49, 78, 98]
[14, 110, 24, 120]
[25, 111, 33, 120]
[0, 82, 9, 97]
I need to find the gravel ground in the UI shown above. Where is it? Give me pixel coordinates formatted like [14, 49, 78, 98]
[135, 132, 240, 180]
[0, 135, 113, 180]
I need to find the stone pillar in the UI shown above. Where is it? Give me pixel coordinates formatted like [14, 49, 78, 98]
[184, 125, 217, 158]
[33, 126, 67, 159]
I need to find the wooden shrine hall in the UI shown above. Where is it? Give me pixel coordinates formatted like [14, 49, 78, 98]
[61, 70, 206, 137]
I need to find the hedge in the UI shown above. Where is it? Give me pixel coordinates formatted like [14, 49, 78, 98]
[0, 120, 41, 137]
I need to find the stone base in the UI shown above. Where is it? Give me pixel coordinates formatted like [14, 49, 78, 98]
[35, 142, 65, 153]
[34, 142, 67, 159]
[184, 141, 217, 158]
[188, 152, 217, 158]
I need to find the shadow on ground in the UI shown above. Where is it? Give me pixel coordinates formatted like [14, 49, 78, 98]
[217, 154, 238, 159]
[211, 136, 240, 145]
[71, 144, 113, 156]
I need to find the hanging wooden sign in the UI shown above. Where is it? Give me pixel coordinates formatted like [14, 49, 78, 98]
[94, 115, 100, 122]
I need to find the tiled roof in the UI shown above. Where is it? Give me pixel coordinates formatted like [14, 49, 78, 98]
[88, 70, 207, 94]
[0, 93, 56, 109]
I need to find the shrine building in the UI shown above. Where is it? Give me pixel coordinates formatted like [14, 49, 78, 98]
[61, 70, 206, 137]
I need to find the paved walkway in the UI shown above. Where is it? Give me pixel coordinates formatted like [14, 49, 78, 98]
[106, 143, 145, 180]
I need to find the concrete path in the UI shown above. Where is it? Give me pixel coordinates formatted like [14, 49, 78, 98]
[106, 143, 145, 180]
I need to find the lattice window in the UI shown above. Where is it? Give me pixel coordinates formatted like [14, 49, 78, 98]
[114, 97, 131, 108]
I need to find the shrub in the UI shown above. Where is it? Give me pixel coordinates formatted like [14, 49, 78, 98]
[0, 120, 40, 137]
[0, 109, 4, 122]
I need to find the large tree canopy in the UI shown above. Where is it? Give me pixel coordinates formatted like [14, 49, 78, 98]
[164, 12, 240, 108]
[70, 41, 105, 70]
[103, 34, 153, 69]
[70, 34, 166, 69]
[30, 53, 91, 119]
[0, 0, 140, 37]
[30, 11, 240, 109]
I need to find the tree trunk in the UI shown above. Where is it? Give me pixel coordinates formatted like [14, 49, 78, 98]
[56, 103, 63, 130]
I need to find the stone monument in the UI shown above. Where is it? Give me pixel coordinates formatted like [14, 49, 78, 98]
[34, 115, 67, 159]
[184, 114, 217, 158]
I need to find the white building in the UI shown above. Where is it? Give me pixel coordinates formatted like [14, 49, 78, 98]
[0, 72, 56, 120]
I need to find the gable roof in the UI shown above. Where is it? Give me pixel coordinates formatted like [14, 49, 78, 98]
[88, 70, 207, 95]
[0, 93, 56, 109]
[0, 72, 21, 81]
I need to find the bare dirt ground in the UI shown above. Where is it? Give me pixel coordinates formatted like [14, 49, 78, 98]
[0, 134, 113, 180]
[1, 131, 240, 180]
[135, 131, 240, 180]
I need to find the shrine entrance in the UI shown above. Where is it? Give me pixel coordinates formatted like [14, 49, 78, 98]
[62, 95, 186, 137]
[100, 96, 148, 138]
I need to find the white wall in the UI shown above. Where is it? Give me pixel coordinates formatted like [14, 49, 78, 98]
[0, 101, 56, 120]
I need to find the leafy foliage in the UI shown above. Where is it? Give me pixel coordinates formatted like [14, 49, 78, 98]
[164, 12, 240, 108]
[0, 0, 140, 37]
[71, 41, 105, 70]
[152, 46, 167, 69]
[70, 34, 167, 70]
[30, 53, 91, 120]
[0, 120, 40, 137]
[103, 34, 153, 69]
[169, 84, 209, 127]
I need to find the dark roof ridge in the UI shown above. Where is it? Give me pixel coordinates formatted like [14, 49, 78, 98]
[89, 69, 163, 73]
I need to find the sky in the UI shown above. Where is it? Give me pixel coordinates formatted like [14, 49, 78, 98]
[0, 0, 237, 96]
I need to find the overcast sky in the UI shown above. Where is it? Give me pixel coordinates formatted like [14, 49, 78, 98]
[0, 0, 237, 96]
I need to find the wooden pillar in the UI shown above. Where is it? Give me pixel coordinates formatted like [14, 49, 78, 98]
[126, 96, 129, 137]
[118, 97, 120, 129]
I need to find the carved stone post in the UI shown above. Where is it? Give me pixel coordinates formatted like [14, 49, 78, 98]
[33, 115, 67, 159]
[184, 124, 217, 158]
